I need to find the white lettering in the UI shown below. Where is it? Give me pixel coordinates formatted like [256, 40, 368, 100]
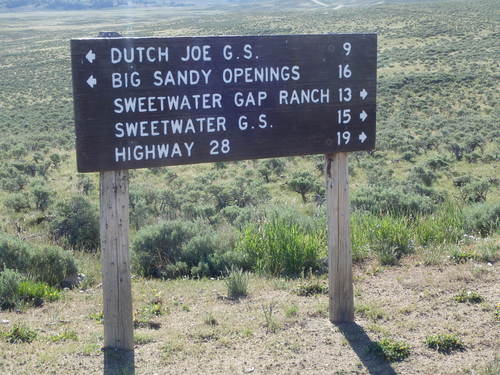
[113, 142, 196, 162]
[279, 88, 330, 105]
[113, 117, 227, 138]
[113, 94, 223, 113]
[110, 46, 169, 64]
[223, 45, 232, 60]
[181, 45, 212, 62]
[234, 91, 267, 107]
[115, 122, 124, 138]
[221, 65, 300, 84]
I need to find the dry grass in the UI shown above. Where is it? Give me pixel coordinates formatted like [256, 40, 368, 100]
[0, 260, 498, 375]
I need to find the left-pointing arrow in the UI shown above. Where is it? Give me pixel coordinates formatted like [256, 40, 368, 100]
[85, 50, 96, 63]
[86, 75, 97, 88]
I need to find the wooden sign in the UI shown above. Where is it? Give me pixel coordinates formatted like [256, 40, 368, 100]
[71, 34, 376, 172]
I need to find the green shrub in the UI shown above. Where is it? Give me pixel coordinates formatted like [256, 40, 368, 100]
[203, 313, 218, 326]
[284, 304, 299, 318]
[208, 249, 251, 275]
[464, 203, 500, 236]
[351, 213, 373, 262]
[374, 244, 401, 266]
[237, 215, 325, 277]
[401, 151, 416, 162]
[367, 215, 413, 265]
[425, 334, 465, 354]
[129, 188, 156, 229]
[453, 175, 472, 188]
[132, 220, 196, 278]
[410, 184, 446, 204]
[3, 324, 37, 344]
[0, 166, 28, 192]
[355, 302, 387, 322]
[182, 234, 217, 271]
[3, 192, 31, 212]
[50, 196, 99, 251]
[475, 240, 499, 263]
[225, 267, 249, 299]
[287, 171, 320, 203]
[218, 205, 245, 224]
[415, 203, 465, 246]
[425, 155, 449, 170]
[259, 158, 286, 182]
[460, 179, 490, 203]
[0, 233, 77, 287]
[410, 165, 437, 186]
[207, 177, 270, 210]
[0, 234, 31, 272]
[203, 224, 248, 273]
[453, 290, 483, 304]
[49, 153, 62, 169]
[88, 311, 104, 323]
[28, 245, 78, 287]
[140, 295, 164, 319]
[352, 185, 434, 216]
[190, 262, 210, 278]
[261, 302, 279, 333]
[0, 269, 22, 310]
[218, 205, 265, 229]
[162, 262, 189, 279]
[370, 338, 411, 362]
[181, 203, 216, 221]
[133, 219, 244, 278]
[450, 248, 478, 263]
[49, 330, 78, 342]
[294, 279, 328, 296]
[18, 281, 61, 306]
[29, 180, 53, 211]
[76, 175, 95, 195]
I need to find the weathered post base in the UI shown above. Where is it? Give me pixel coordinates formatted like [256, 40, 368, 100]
[325, 153, 354, 323]
[103, 348, 135, 375]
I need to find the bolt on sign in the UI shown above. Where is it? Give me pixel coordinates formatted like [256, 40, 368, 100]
[71, 34, 376, 172]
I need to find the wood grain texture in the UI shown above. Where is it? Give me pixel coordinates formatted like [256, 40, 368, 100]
[325, 152, 354, 323]
[71, 34, 377, 172]
[100, 170, 134, 350]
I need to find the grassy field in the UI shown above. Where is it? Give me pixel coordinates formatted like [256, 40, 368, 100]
[0, 0, 499, 374]
[0, 257, 499, 374]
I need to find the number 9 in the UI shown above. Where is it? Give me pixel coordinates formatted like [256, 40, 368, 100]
[343, 42, 351, 56]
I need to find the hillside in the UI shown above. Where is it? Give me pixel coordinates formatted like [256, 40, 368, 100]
[0, 0, 467, 11]
[0, 0, 498, 373]
[2, 0, 261, 12]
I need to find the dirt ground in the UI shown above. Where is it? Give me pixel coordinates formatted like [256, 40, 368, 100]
[0, 259, 498, 375]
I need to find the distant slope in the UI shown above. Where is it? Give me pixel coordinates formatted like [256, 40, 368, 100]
[0, 0, 456, 11]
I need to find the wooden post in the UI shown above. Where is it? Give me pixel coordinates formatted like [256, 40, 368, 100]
[325, 153, 354, 323]
[100, 170, 134, 373]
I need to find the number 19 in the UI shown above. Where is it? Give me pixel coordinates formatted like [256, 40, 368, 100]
[337, 131, 351, 145]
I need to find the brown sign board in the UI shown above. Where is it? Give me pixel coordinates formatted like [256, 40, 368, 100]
[71, 34, 376, 172]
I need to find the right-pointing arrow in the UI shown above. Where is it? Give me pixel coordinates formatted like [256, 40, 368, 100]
[359, 132, 367, 143]
[360, 110, 368, 122]
[360, 88, 368, 100]
[86, 75, 97, 88]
